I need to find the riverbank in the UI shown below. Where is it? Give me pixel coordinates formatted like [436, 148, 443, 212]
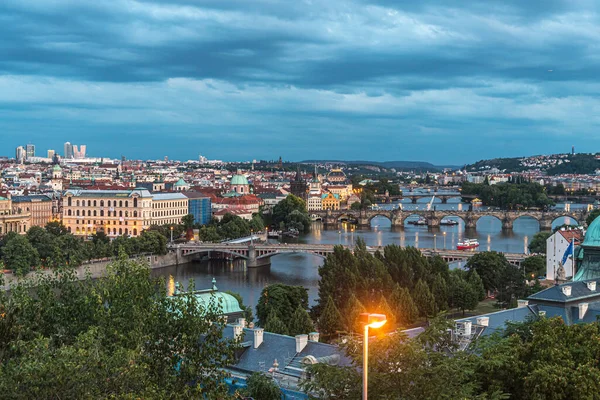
[1, 252, 187, 290]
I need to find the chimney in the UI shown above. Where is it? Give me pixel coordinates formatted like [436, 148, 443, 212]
[587, 281, 597, 292]
[579, 303, 589, 320]
[253, 328, 264, 348]
[233, 324, 244, 341]
[517, 300, 529, 308]
[539, 310, 546, 317]
[476, 317, 489, 327]
[562, 286, 572, 297]
[308, 332, 320, 342]
[295, 334, 309, 353]
[237, 317, 246, 327]
[463, 321, 472, 336]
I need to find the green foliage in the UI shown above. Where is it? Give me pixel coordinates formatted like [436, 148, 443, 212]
[0, 258, 238, 399]
[44, 221, 68, 236]
[461, 181, 554, 210]
[264, 310, 289, 335]
[546, 153, 600, 175]
[244, 373, 282, 400]
[448, 270, 480, 315]
[318, 296, 344, 337]
[521, 255, 546, 278]
[1, 234, 39, 275]
[256, 283, 309, 330]
[288, 305, 315, 337]
[413, 279, 436, 318]
[182, 213, 195, 230]
[466, 251, 508, 293]
[271, 194, 311, 232]
[199, 225, 221, 242]
[528, 231, 552, 253]
[587, 208, 600, 226]
[350, 201, 362, 210]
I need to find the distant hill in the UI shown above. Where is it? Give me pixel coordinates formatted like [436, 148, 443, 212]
[465, 153, 600, 175]
[301, 160, 458, 172]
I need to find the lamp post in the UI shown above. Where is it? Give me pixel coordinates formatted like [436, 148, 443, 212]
[170, 226, 174, 243]
[443, 231, 447, 249]
[250, 229, 254, 246]
[434, 234, 437, 251]
[338, 230, 341, 245]
[360, 313, 387, 400]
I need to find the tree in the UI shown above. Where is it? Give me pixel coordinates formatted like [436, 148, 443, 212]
[521, 255, 545, 279]
[413, 279, 435, 318]
[45, 221, 68, 236]
[350, 201, 362, 211]
[0, 258, 239, 398]
[448, 270, 479, 315]
[256, 284, 308, 328]
[182, 213, 195, 230]
[431, 274, 449, 313]
[264, 310, 288, 335]
[344, 293, 367, 334]
[26, 226, 56, 263]
[199, 225, 221, 242]
[271, 194, 311, 232]
[288, 305, 315, 337]
[318, 296, 344, 337]
[466, 251, 509, 294]
[244, 373, 282, 400]
[528, 231, 552, 254]
[391, 285, 418, 326]
[1, 234, 39, 275]
[468, 270, 487, 302]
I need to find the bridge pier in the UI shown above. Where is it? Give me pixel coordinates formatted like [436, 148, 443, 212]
[411, 197, 418, 204]
[502, 218, 514, 231]
[441, 197, 448, 204]
[539, 217, 553, 231]
[428, 217, 441, 228]
[247, 246, 271, 268]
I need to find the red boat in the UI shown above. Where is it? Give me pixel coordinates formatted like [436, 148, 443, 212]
[457, 239, 479, 250]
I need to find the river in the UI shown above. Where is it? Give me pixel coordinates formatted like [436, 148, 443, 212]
[152, 200, 586, 308]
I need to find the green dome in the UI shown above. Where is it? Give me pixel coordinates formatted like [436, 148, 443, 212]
[193, 292, 243, 315]
[584, 217, 600, 247]
[52, 164, 62, 171]
[231, 175, 249, 186]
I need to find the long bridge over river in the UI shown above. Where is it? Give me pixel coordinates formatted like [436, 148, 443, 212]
[176, 242, 528, 268]
[311, 209, 588, 231]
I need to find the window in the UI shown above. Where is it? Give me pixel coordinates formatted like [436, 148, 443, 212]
[119, 201, 123, 208]
[100, 210, 104, 217]
[76, 200, 80, 207]
[88, 210, 91, 216]
[100, 200, 104, 207]
[68, 197, 72, 206]
[108, 200, 111, 207]
[76, 210, 80, 216]
[93, 200, 97, 207]
[119, 211, 123, 217]
[119, 228, 123, 235]
[133, 210, 138, 217]
[93, 210, 97, 217]
[133, 198, 138, 208]
[125, 201, 129, 208]
[133, 229, 137, 236]
[68, 210, 72, 216]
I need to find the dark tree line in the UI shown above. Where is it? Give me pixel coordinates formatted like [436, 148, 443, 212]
[461, 181, 554, 210]
[313, 239, 486, 338]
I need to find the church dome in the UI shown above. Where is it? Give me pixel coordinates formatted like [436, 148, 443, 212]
[583, 217, 600, 247]
[173, 178, 188, 187]
[231, 175, 249, 186]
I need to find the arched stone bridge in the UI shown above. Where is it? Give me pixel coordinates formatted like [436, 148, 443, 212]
[401, 191, 463, 204]
[311, 209, 588, 231]
[176, 243, 528, 268]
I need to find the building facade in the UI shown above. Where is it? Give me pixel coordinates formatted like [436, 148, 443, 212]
[11, 195, 53, 227]
[290, 167, 308, 201]
[546, 229, 583, 280]
[151, 193, 189, 226]
[62, 188, 153, 237]
[0, 196, 31, 236]
[322, 193, 340, 210]
[186, 193, 212, 225]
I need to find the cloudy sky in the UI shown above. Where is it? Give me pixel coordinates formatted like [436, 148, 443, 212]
[1, 0, 599, 164]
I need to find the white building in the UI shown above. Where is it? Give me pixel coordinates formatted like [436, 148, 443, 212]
[546, 229, 583, 280]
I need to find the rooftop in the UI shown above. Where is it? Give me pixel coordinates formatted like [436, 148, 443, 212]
[152, 192, 188, 201]
[527, 279, 600, 303]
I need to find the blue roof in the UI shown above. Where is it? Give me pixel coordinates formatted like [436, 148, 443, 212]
[456, 306, 537, 336]
[527, 279, 600, 303]
[223, 326, 351, 376]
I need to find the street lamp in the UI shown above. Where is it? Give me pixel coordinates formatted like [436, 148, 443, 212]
[170, 226, 174, 243]
[443, 231, 447, 249]
[361, 313, 387, 400]
[338, 230, 341, 245]
[434, 234, 437, 251]
[250, 229, 254, 246]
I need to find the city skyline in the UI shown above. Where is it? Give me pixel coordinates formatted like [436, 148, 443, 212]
[2, 1, 600, 163]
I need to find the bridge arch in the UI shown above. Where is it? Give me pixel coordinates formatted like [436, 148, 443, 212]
[401, 213, 427, 227]
[512, 214, 542, 231]
[255, 250, 328, 260]
[551, 214, 580, 227]
[437, 213, 467, 227]
[475, 214, 503, 231]
[337, 212, 359, 223]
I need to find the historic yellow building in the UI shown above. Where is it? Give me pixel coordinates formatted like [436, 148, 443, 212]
[0, 196, 31, 235]
[12, 195, 53, 227]
[321, 193, 340, 211]
[62, 189, 189, 237]
[63, 188, 154, 237]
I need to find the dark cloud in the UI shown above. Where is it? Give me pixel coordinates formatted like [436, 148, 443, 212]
[0, 0, 599, 163]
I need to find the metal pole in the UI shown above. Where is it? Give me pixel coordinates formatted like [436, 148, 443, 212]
[363, 324, 369, 400]
[434, 234, 437, 251]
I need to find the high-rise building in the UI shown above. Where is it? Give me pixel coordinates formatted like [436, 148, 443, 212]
[64, 142, 74, 159]
[47, 149, 55, 159]
[25, 144, 35, 159]
[15, 146, 25, 163]
[73, 144, 86, 159]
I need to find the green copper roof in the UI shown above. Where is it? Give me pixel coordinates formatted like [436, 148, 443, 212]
[173, 178, 188, 187]
[170, 288, 243, 316]
[584, 216, 600, 247]
[231, 175, 249, 186]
